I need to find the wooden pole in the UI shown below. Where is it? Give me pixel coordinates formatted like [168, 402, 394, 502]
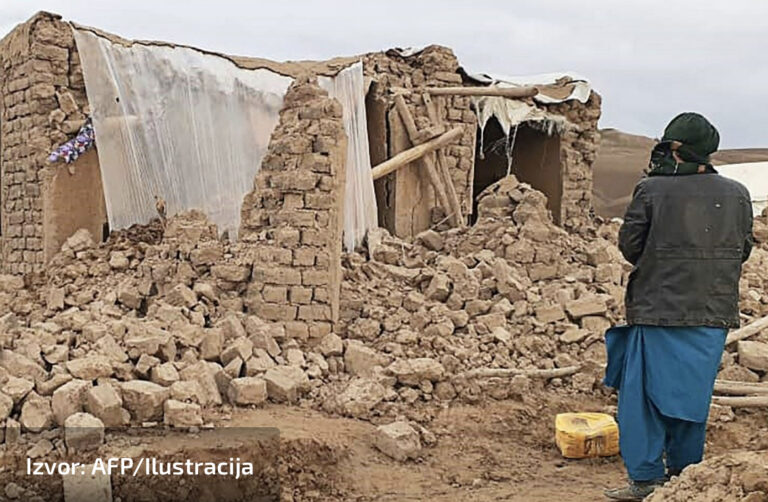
[713, 380, 768, 396]
[712, 395, 768, 408]
[392, 95, 456, 226]
[423, 92, 465, 227]
[371, 126, 464, 181]
[456, 365, 580, 380]
[725, 314, 768, 345]
[423, 86, 538, 99]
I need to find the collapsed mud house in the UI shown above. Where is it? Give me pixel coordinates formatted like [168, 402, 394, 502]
[0, 12, 601, 330]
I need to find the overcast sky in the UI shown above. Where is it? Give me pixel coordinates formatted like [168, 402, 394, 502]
[2, 0, 766, 148]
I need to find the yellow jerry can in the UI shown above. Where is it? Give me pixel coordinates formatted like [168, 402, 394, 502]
[555, 412, 620, 459]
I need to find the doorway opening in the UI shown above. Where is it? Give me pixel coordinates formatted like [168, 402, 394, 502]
[472, 117, 562, 224]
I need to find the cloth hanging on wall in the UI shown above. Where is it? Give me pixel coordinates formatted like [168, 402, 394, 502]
[48, 117, 95, 164]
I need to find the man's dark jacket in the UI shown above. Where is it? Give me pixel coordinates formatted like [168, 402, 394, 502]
[619, 173, 753, 328]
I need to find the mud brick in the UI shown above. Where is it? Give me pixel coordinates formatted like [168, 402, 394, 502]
[304, 193, 334, 209]
[283, 193, 304, 209]
[253, 266, 302, 285]
[289, 286, 313, 305]
[313, 287, 329, 303]
[269, 171, 318, 190]
[298, 304, 331, 321]
[272, 227, 299, 247]
[302, 269, 329, 286]
[283, 321, 309, 341]
[255, 303, 298, 322]
[293, 248, 316, 266]
[301, 229, 326, 246]
[262, 285, 288, 303]
[270, 209, 317, 227]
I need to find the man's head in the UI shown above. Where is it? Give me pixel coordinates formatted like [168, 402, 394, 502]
[661, 112, 720, 164]
[646, 113, 720, 176]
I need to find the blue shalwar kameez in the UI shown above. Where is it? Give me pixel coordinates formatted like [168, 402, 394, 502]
[604, 325, 726, 481]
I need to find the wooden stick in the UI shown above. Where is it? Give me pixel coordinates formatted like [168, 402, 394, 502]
[725, 314, 768, 345]
[371, 126, 464, 181]
[423, 92, 465, 227]
[457, 365, 580, 380]
[712, 395, 768, 408]
[392, 95, 455, 226]
[422, 86, 539, 98]
[713, 380, 768, 396]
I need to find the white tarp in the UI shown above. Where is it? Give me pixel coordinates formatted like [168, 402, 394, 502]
[466, 71, 592, 104]
[74, 29, 377, 249]
[716, 162, 768, 216]
[319, 63, 378, 252]
[73, 29, 292, 238]
[467, 71, 591, 138]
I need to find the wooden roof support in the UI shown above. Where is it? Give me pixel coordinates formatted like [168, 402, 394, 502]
[392, 95, 458, 227]
[422, 85, 538, 99]
[371, 126, 464, 181]
[423, 92, 465, 227]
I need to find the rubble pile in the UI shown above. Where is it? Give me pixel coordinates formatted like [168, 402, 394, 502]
[647, 451, 768, 502]
[1, 178, 767, 444]
[335, 176, 628, 409]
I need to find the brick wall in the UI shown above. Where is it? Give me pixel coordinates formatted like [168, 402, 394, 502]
[240, 78, 347, 342]
[0, 12, 89, 275]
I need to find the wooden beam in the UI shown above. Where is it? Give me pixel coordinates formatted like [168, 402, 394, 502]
[393, 95, 456, 226]
[456, 365, 580, 380]
[712, 395, 768, 408]
[371, 126, 464, 181]
[423, 92, 465, 227]
[422, 85, 538, 99]
[714, 380, 768, 396]
[726, 314, 768, 345]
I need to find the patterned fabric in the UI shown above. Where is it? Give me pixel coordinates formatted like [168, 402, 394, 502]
[48, 118, 95, 164]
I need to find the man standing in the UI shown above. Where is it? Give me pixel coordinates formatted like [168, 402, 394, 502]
[604, 113, 754, 500]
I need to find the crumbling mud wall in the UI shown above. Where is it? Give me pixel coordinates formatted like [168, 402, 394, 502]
[240, 79, 347, 341]
[543, 95, 602, 229]
[0, 12, 90, 275]
[362, 47, 478, 238]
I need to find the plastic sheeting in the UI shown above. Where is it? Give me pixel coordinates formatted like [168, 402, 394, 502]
[73, 29, 292, 238]
[465, 71, 592, 104]
[318, 62, 377, 251]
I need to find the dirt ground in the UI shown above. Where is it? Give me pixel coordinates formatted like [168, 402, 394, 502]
[197, 396, 768, 500]
[2, 382, 766, 501]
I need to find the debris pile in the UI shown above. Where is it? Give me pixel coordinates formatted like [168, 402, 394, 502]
[647, 451, 768, 502]
[1, 178, 767, 445]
